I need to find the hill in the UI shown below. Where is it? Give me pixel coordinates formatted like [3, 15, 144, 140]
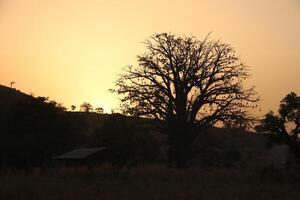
[0, 85, 34, 115]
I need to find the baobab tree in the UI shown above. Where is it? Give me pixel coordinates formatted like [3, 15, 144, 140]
[112, 33, 258, 167]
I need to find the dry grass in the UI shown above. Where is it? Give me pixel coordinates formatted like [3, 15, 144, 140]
[1, 164, 300, 200]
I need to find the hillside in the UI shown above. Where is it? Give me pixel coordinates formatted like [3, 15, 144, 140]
[0, 84, 126, 133]
[0, 85, 34, 115]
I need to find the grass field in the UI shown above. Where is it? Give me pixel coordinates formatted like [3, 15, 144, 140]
[1, 164, 300, 200]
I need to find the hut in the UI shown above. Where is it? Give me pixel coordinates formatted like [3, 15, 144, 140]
[53, 147, 108, 166]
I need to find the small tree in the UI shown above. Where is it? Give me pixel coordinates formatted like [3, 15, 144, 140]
[10, 81, 16, 88]
[71, 105, 76, 111]
[95, 107, 104, 114]
[261, 92, 300, 142]
[112, 33, 258, 167]
[80, 102, 93, 113]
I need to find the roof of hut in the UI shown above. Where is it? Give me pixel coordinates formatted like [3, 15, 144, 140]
[53, 147, 106, 160]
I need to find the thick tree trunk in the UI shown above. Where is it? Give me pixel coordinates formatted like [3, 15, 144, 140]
[167, 122, 190, 168]
[174, 144, 189, 168]
[168, 141, 189, 168]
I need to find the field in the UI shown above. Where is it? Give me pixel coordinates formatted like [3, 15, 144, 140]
[1, 164, 300, 200]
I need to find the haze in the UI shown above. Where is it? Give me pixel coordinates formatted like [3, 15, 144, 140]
[0, 0, 299, 115]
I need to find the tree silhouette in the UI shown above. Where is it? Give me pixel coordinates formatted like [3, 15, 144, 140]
[95, 107, 104, 114]
[80, 102, 93, 113]
[10, 81, 15, 88]
[112, 33, 258, 167]
[71, 105, 76, 111]
[261, 92, 300, 142]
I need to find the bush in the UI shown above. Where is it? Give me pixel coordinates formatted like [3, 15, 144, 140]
[91, 114, 161, 167]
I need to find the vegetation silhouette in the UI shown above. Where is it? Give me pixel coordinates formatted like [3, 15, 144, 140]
[10, 81, 15, 88]
[0, 86, 88, 168]
[80, 102, 93, 113]
[95, 107, 104, 114]
[0, 35, 298, 175]
[259, 92, 300, 158]
[0, 85, 164, 168]
[71, 105, 76, 111]
[112, 33, 259, 168]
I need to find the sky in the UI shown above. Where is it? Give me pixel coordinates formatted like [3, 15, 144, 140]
[0, 0, 299, 116]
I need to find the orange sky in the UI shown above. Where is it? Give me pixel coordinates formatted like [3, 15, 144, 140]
[0, 0, 299, 116]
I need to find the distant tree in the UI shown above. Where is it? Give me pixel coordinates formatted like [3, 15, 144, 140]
[71, 105, 76, 111]
[55, 102, 67, 111]
[223, 118, 247, 130]
[80, 102, 93, 113]
[261, 92, 300, 142]
[10, 81, 15, 88]
[36, 97, 66, 111]
[112, 33, 258, 167]
[95, 107, 104, 114]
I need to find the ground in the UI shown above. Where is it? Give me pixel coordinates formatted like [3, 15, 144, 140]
[1, 164, 300, 200]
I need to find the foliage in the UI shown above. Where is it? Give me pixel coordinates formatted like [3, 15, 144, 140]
[112, 33, 258, 167]
[261, 92, 300, 141]
[80, 102, 93, 113]
[71, 105, 76, 111]
[95, 107, 104, 114]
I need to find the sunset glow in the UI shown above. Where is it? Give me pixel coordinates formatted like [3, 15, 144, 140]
[1, 0, 299, 114]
